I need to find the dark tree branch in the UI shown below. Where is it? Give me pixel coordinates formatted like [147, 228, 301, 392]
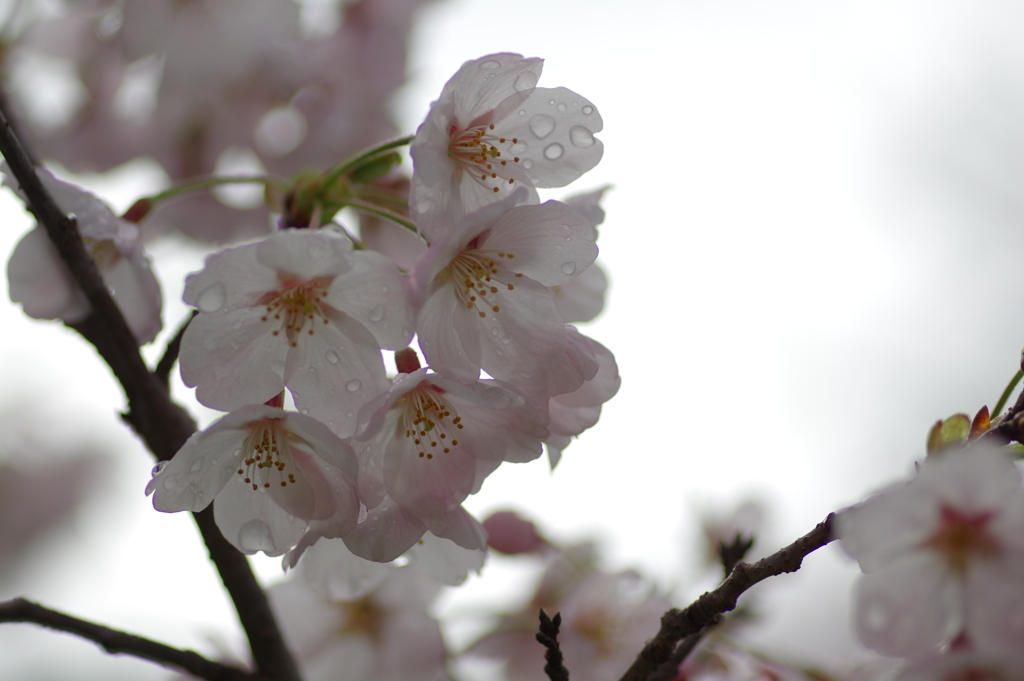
[0, 598, 253, 681]
[618, 514, 836, 681]
[646, 625, 714, 681]
[0, 106, 301, 681]
[536, 609, 570, 681]
[155, 310, 197, 388]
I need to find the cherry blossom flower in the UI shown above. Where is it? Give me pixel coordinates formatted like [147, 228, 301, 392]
[895, 651, 1024, 681]
[269, 566, 450, 681]
[413, 192, 598, 385]
[4, 166, 163, 344]
[410, 52, 603, 241]
[178, 228, 414, 437]
[147, 404, 359, 556]
[541, 329, 621, 468]
[837, 445, 1024, 658]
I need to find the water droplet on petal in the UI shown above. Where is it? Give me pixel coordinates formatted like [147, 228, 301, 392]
[529, 114, 556, 139]
[556, 102, 566, 112]
[522, 159, 534, 170]
[151, 461, 168, 476]
[582, 105, 594, 115]
[161, 474, 179, 491]
[511, 141, 529, 154]
[189, 460, 204, 473]
[369, 305, 385, 322]
[569, 125, 596, 148]
[238, 520, 275, 553]
[300, 407, 309, 415]
[555, 244, 563, 251]
[480, 59, 500, 69]
[513, 71, 538, 91]
[548, 99, 556, 105]
[346, 379, 362, 392]
[518, 109, 526, 117]
[544, 143, 564, 160]
[345, 411, 354, 419]
[196, 282, 226, 313]
[501, 336, 512, 345]
[326, 350, 340, 364]
[490, 327, 499, 336]
[565, 236, 573, 242]
[561, 262, 576, 275]
[381, 285, 389, 293]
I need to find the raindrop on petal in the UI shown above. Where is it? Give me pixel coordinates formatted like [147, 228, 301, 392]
[544, 143, 564, 160]
[189, 460, 204, 473]
[161, 474, 179, 491]
[561, 262, 576, 276]
[326, 350, 340, 364]
[196, 282, 226, 313]
[569, 125, 596, 148]
[582, 105, 594, 115]
[369, 305, 385, 322]
[529, 114, 556, 139]
[511, 141, 529, 154]
[151, 461, 168, 476]
[513, 71, 538, 91]
[490, 327, 499, 336]
[238, 520, 275, 553]
[522, 159, 534, 170]
[300, 407, 309, 415]
[480, 60, 500, 70]
[556, 102, 566, 112]
[346, 379, 362, 392]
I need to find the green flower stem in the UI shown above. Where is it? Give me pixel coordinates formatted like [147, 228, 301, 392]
[145, 175, 278, 205]
[993, 369, 1023, 420]
[317, 135, 414, 199]
[346, 200, 421, 235]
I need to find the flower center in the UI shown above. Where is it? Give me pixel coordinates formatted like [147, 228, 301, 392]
[236, 418, 298, 490]
[444, 246, 521, 319]
[83, 236, 122, 271]
[449, 122, 522, 194]
[398, 383, 464, 460]
[925, 505, 1001, 575]
[256, 274, 334, 347]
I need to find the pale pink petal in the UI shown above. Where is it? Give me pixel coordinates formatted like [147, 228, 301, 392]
[552, 262, 608, 324]
[482, 201, 598, 286]
[7, 226, 89, 323]
[343, 498, 428, 563]
[213, 478, 309, 556]
[254, 229, 354, 279]
[296, 537, 392, 600]
[419, 504, 488, 552]
[147, 428, 241, 511]
[854, 553, 957, 657]
[179, 307, 289, 411]
[404, 533, 486, 586]
[102, 256, 163, 345]
[327, 249, 414, 350]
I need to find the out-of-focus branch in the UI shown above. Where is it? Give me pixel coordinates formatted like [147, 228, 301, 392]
[0, 104, 301, 681]
[0, 598, 252, 681]
[155, 311, 197, 388]
[536, 609, 570, 681]
[619, 514, 836, 681]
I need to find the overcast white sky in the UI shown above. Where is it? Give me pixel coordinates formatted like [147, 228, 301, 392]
[4, 0, 1024, 678]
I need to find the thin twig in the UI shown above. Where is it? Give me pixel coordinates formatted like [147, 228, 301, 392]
[617, 514, 836, 681]
[0, 105, 302, 681]
[155, 310, 197, 388]
[0, 598, 252, 681]
[536, 609, 570, 681]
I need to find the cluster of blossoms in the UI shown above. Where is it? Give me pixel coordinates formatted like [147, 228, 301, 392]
[838, 443, 1024, 680]
[141, 52, 619, 574]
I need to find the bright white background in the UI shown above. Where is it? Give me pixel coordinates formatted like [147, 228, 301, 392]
[3, 0, 1024, 678]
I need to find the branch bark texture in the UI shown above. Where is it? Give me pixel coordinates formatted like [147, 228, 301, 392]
[618, 513, 836, 681]
[0, 598, 252, 681]
[0, 106, 301, 681]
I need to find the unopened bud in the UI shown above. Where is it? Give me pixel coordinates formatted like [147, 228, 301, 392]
[394, 348, 421, 374]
